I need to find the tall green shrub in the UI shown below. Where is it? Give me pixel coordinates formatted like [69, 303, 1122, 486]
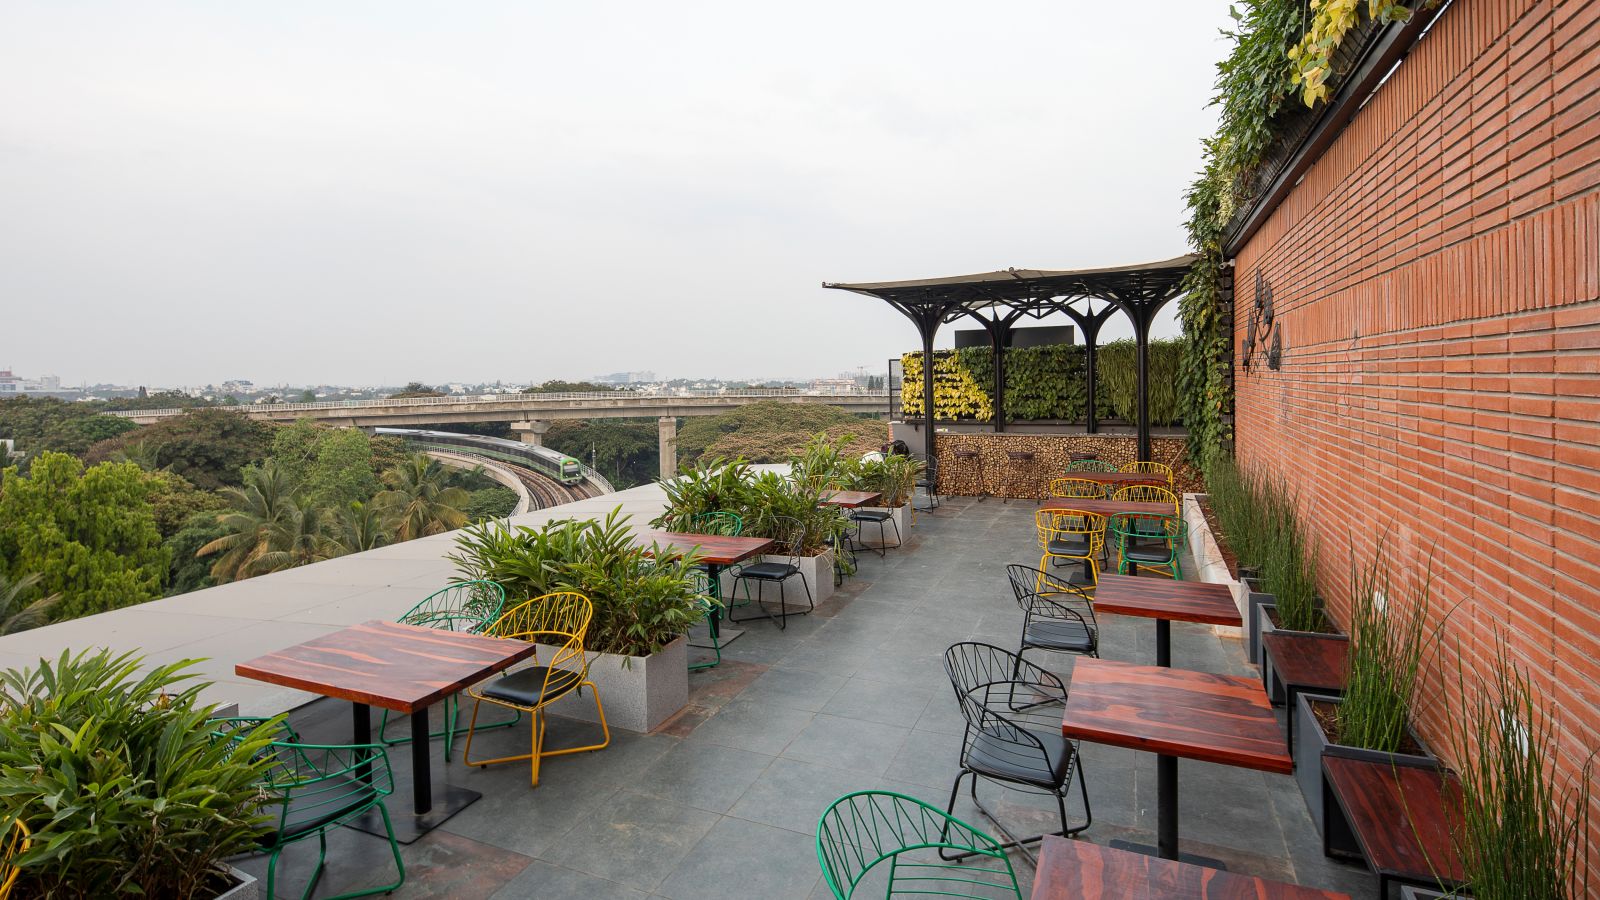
[0, 452, 168, 619]
[1335, 544, 1445, 752]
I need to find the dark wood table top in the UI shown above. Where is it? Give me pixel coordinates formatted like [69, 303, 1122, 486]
[632, 530, 775, 566]
[1031, 836, 1352, 899]
[1322, 756, 1465, 886]
[819, 489, 883, 508]
[1261, 632, 1348, 692]
[1039, 498, 1175, 517]
[1063, 658, 1292, 774]
[236, 620, 538, 714]
[1092, 575, 1243, 627]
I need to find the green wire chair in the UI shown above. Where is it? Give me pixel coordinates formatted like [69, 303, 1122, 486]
[1106, 513, 1184, 580]
[213, 719, 404, 900]
[816, 791, 1022, 899]
[378, 580, 508, 758]
[1066, 459, 1119, 473]
[688, 512, 743, 671]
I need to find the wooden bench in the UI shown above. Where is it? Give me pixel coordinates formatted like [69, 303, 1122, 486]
[1260, 631, 1346, 751]
[1321, 755, 1465, 896]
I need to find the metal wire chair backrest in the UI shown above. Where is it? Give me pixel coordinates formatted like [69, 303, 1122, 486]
[1119, 460, 1175, 484]
[1106, 512, 1183, 553]
[1066, 459, 1118, 472]
[1034, 509, 1105, 553]
[1004, 560, 1094, 643]
[815, 791, 1021, 899]
[1046, 476, 1106, 499]
[1112, 484, 1179, 509]
[486, 591, 594, 682]
[692, 511, 744, 536]
[401, 580, 507, 633]
[258, 740, 396, 840]
[764, 515, 806, 569]
[943, 642, 1070, 785]
[0, 818, 29, 900]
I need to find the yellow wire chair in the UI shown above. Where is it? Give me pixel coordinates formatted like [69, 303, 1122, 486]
[0, 818, 27, 900]
[462, 592, 610, 787]
[1033, 508, 1105, 592]
[1046, 477, 1107, 500]
[1111, 484, 1179, 511]
[1118, 460, 1175, 486]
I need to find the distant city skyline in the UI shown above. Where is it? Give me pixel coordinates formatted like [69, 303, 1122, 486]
[3, 2, 1225, 386]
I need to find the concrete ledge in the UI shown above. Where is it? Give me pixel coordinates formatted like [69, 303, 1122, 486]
[1184, 492, 1244, 640]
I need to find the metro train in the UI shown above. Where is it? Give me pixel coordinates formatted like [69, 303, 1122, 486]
[374, 428, 584, 485]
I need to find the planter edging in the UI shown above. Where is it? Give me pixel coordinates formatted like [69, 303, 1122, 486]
[537, 636, 688, 733]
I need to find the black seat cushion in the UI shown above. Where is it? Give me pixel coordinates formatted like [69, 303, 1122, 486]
[1123, 543, 1174, 563]
[850, 509, 893, 522]
[965, 725, 1074, 789]
[258, 773, 374, 844]
[737, 561, 799, 581]
[481, 666, 582, 707]
[1023, 618, 1095, 652]
[1047, 537, 1090, 556]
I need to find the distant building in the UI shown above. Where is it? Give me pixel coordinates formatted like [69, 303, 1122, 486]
[593, 371, 657, 385]
[809, 378, 859, 393]
[0, 370, 68, 395]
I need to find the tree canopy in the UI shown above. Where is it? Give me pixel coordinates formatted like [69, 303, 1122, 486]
[677, 402, 884, 466]
[85, 408, 276, 490]
[0, 453, 168, 620]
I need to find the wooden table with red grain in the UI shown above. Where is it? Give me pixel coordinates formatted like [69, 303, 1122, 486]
[1062, 658, 1291, 863]
[1030, 835, 1351, 899]
[818, 489, 882, 509]
[1038, 498, 1175, 518]
[1090, 574, 1241, 668]
[236, 619, 538, 841]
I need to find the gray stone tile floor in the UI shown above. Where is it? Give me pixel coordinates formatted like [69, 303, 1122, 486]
[230, 496, 1378, 898]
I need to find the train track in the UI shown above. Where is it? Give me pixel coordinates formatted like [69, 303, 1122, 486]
[506, 462, 597, 510]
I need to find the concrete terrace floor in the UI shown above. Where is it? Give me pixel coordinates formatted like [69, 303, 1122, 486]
[227, 496, 1377, 899]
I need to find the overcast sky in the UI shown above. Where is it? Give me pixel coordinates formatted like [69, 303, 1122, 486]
[2, 2, 1233, 388]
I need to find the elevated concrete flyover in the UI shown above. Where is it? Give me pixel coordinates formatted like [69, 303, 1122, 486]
[111, 389, 890, 479]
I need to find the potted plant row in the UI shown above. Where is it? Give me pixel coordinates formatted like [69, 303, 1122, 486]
[450, 508, 707, 732]
[0, 650, 277, 899]
[789, 434, 923, 552]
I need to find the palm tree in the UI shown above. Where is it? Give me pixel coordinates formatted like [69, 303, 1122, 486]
[0, 572, 58, 635]
[333, 499, 390, 554]
[248, 495, 341, 573]
[197, 461, 302, 581]
[378, 454, 470, 541]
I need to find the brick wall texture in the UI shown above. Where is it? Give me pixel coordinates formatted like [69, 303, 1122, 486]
[1232, 0, 1600, 857]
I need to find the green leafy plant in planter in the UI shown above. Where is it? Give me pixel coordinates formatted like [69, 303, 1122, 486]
[789, 434, 854, 493]
[653, 458, 759, 532]
[1445, 639, 1593, 900]
[847, 454, 923, 509]
[0, 649, 282, 900]
[448, 508, 706, 659]
[651, 457, 848, 557]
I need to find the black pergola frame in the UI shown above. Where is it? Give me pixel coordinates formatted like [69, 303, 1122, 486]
[823, 254, 1195, 463]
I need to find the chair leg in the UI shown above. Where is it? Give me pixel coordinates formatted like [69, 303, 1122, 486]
[539, 682, 612, 761]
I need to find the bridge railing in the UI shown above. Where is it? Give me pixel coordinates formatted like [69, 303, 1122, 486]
[108, 388, 891, 419]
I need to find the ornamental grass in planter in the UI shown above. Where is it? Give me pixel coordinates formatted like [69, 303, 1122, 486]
[1295, 545, 1448, 848]
[0, 650, 281, 900]
[1444, 639, 1593, 900]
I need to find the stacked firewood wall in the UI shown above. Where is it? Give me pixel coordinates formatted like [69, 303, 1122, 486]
[932, 435, 1200, 499]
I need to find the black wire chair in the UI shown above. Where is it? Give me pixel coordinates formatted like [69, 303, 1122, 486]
[848, 505, 902, 557]
[1005, 564, 1099, 666]
[940, 642, 1091, 867]
[915, 457, 940, 513]
[727, 515, 814, 629]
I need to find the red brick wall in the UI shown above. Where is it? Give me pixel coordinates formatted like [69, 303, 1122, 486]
[1232, 0, 1600, 860]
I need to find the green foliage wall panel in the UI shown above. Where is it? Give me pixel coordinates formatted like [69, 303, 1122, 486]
[901, 339, 1182, 426]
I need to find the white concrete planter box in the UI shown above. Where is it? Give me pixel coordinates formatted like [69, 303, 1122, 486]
[718, 548, 834, 606]
[213, 864, 259, 900]
[537, 636, 687, 734]
[851, 505, 907, 550]
[1182, 492, 1244, 639]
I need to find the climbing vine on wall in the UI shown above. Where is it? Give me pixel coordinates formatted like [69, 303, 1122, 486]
[1179, 0, 1426, 467]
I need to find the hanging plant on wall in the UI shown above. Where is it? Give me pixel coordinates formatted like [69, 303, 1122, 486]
[1179, 0, 1432, 468]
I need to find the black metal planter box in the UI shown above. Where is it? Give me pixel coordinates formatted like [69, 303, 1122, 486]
[1294, 692, 1439, 858]
[1247, 591, 1276, 669]
[1398, 888, 1458, 900]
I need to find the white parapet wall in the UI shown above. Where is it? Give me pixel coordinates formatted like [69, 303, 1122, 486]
[1183, 492, 1245, 639]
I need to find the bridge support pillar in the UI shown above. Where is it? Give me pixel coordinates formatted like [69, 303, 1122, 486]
[658, 416, 678, 481]
[511, 420, 551, 446]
